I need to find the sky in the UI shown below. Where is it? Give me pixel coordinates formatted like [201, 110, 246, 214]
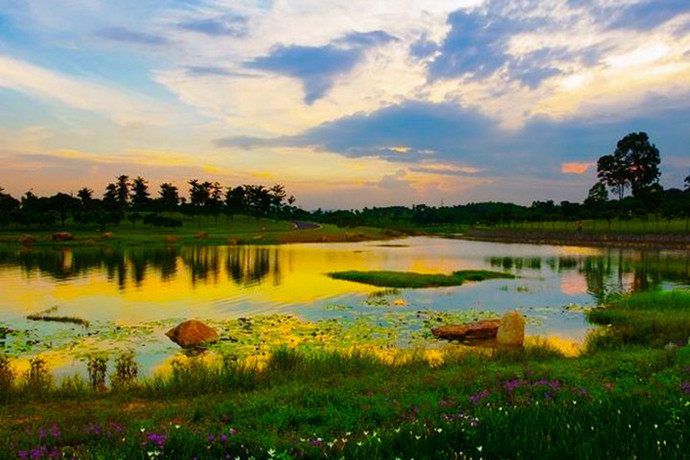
[0, 0, 689, 209]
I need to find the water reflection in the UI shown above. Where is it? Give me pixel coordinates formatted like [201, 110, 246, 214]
[486, 250, 690, 302]
[0, 246, 280, 290]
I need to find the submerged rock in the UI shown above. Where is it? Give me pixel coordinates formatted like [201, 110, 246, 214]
[432, 319, 501, 341]
[496, 311, 525, 346]
[166, 320, 219, 349]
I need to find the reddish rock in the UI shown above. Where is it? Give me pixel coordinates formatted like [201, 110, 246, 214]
[19, 234, 37, 245]
[165, 235, 180, 244]
[166, 320, 219, 349]
[51, 232, 74, 242]
[432, 319, 501, 341]
[195, 232, 209, 240]
[102, 232, 114, 240]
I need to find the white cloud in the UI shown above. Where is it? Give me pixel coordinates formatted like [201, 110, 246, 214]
[0, 56, 176, 126]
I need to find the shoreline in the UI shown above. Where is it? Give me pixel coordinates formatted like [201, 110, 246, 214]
[451, 229, 690, 250]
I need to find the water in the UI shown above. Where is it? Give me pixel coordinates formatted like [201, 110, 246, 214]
[1, 237, 689, 374]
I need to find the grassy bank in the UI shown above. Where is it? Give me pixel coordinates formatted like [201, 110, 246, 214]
[328, 270, 514, 288]
[1, 342, 690, 459]
[3, 290, 690, 459]
[0, 215, 398, 247]
[587, 290, 690, 350]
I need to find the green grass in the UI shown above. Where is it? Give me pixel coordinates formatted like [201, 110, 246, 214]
[0, 214, 398, 247]
[2, 344, 690, 459]
[587, 290, 690, 350]
[4, 290, 690, 458]
[500, 216, 690, 234]
[328, 269, 514, 288]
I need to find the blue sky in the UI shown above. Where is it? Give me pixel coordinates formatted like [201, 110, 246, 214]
[0, 0, 689, 208]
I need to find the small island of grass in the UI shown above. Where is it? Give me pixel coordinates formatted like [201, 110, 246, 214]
[328, 269, 514, 288]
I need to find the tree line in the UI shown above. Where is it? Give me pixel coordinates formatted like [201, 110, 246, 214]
[1, 131, 689, 233]
[312, 132, 690, 232]
[0, 177, 297, 230]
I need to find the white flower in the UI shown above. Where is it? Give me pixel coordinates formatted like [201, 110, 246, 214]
[477, 446, 483, 452]
[267, 448, 275, 457]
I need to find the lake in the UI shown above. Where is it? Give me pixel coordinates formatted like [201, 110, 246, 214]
[2, 237, 689, 376]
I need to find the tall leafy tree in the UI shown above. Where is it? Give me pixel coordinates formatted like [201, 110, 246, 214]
[159, 183, 180, 213]
[131, 176, 150, 211]
[77, 187, 93, 203]
[115, 175, 131, 207]
[598, 132, 661, 200]
[616, 132, 661, 198]
[685, 174, 690, 192]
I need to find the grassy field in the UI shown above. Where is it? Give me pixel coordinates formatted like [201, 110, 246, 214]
[501, 216, 690, 234]
[328, 270, 515, 288]
[0, 214, 398, 247]
[2, 290, 690, 458]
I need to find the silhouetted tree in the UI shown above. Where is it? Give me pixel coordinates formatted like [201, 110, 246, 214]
[77, 187, 93, 203]
[131, 176, 150, 211]
[158, 183, 179, 213]
[115, 175, 131, 207]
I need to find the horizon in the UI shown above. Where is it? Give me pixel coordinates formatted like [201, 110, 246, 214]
[1, 1, 690, 209]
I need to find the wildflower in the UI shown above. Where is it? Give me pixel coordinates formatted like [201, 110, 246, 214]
[267, 448, 275, 457]
[50, 424, 61, 439]
[469, 389, 490, 405]
[477, 446, 483, 452]
[310, 439, 322, 447]
[208, 434, 215, 442]
[220, 434, 228, 442]
[229, 427, 236, 436]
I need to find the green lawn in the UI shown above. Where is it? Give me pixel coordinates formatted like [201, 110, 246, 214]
[502, 216, 690, 234]
[0, 214, 397, 247]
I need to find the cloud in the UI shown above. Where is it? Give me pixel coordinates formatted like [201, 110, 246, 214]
[0, 55, 172, 126]
[573, 0, 690, 32]
[98, 27, 168, 46]
[178, 16, 248, 37]
[561, 162, 595, 174]
[425, 4, 566, 88]
[184, 66, 255, 77]
[245, 30, 396, 104]
[216, 97, 690, 180]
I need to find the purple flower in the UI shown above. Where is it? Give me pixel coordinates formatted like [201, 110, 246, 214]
[505, 379, 528, 393]
[207, 434, 215, 442]
[548, 380, 561, 391]
[220, 434, 228, 442]
[147, 433, 167, 448]
[50, 424, 61, 440]
[679, 382, 690, 394]
[469, 389, 491, 405]
[229, 428, 236, 436]
[532, 379, 548, 387]
[310, 439, 322, 446]
[18, 451, 27, 460]
[38, 428, 47, 440]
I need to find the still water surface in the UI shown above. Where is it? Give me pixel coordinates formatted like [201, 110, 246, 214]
[1, 237, 689, 374]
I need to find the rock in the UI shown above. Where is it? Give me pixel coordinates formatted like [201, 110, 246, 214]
[227, 238, 238, 245]
[165, 235, 180, 244]
[102, 232, 114, 240]
[166, 320, 219, 349]
[665, 342, 680, 352]
[195, 232, 209, 240]
[51, 232, 74, 242]
[432, 319, 501, 341]
[496, 311, 525, 346]
[18, 234, 37, 245]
